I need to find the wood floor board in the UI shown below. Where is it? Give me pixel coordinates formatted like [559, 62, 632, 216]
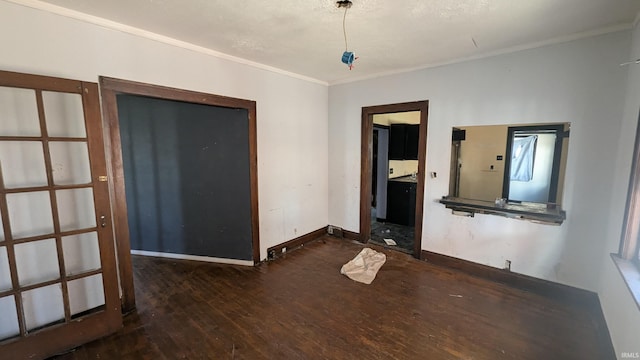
[51, 236, 613, 359]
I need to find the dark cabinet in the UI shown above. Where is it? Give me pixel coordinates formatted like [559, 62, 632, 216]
[386, 179, 416, 226]
[389, 124, 406, 160]
[405, 124, 419, 160]
[389, 124, 419, 160]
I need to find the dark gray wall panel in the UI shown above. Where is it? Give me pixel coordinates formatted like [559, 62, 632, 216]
[117, 94, 253, 260]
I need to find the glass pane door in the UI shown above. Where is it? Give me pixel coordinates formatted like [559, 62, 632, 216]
[0, 71, 120, 359]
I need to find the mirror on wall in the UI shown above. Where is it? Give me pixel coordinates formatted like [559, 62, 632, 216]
[448, 123, 570, 206]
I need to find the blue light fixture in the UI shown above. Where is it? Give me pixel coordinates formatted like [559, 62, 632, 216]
[337, 1, 357, 70]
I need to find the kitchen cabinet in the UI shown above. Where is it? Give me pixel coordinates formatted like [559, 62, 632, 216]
[386, 176, 417, 226]
[389, 124, 419, 160]
[405, 124, 419, 160]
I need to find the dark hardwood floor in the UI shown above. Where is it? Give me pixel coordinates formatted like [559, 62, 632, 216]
[51, 236, 612, 359]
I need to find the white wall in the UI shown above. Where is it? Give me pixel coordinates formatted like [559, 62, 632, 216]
[599, 21, 640, 357]
[0, 1, 329, 261]
[329, 31, 630, 291]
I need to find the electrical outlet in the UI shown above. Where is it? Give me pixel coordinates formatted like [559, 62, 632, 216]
[282, 247, 287, 253]
[505, 260, 511, 271]
[389, 168, 394, 174]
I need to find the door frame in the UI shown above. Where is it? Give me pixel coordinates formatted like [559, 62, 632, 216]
[360, 101, 429, 259]
[99, 77, 260, 312]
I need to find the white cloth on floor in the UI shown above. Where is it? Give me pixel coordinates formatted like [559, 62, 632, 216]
[340, 248, 386, 284]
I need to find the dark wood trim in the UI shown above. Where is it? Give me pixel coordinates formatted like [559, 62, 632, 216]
[82, 81, 122, 333]
[12, 227, 98, 245]
[360, 101, 429, 259]
[0, 136, 86, 142]
[2, 311, 121, 360]
[99, 77, 261, 313]
[0, 163, 26, 337]
[0, 70, 82, 93]
[421, 250, 594, 303]
[420, 249, 616, 359]
[99, 85, 136, 314]
[589, 295, 617, 360]
[267, 227, 326, 259]
[248, 102, 260, 263]
[267, 226, 327, 257]
[100, 77, 255, 109]
[3, 183, 92, 194]
[343, 230, 360, 241]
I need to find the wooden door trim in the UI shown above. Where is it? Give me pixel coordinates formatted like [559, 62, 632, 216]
[360, 101, 429, 259]
[99, 77, 260, 313]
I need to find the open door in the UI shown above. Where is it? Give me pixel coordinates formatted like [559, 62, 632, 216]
[0, 71, 121, 359]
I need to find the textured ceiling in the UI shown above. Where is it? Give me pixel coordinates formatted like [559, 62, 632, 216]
[25, 0, 640, 84]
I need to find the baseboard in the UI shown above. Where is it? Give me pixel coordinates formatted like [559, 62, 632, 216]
[589, 295, 617, 360]
[420, 250, 614, 358]
[343, 230, 361, 241]
[267, 227, 327, 259]
[421, 250, 595, 303]
[130, 250, 254, 266]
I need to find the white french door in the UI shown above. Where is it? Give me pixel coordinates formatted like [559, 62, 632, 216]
[0, 71, 121, 359]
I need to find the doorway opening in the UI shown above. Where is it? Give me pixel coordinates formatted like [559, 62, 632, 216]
[360, 101, 428, 258]
[99, 77, 259, 313]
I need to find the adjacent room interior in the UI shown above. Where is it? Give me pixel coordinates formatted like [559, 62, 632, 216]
[1, 0, 640, 359]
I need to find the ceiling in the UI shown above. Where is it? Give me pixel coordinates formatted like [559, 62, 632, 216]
[24, 0, 640, 84]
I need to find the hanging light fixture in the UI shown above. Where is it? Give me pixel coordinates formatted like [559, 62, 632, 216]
[337, 0, 357, 70]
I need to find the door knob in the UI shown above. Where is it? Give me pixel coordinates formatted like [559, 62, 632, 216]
[100, 215, 107, 228]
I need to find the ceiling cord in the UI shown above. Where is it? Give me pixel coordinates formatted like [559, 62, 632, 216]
[343, 7, 349, 51]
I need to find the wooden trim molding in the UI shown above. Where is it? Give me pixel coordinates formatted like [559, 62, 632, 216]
[360, 101, 429, 259]
[99, 77, 260, 313]
[420, 250, 614, 359]
[343, 230, 360, 241]
[267, 227, 327, 259]
[421, 250, 595, 304]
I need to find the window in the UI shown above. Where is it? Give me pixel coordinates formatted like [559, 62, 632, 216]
[616, 113, 640, 309]
[620, 113, 640, 267]
[502, 124, 567, 204]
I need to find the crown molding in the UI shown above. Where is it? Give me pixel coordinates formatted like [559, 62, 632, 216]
[330, 23, 632, 86]
[5, 0, 329, 86]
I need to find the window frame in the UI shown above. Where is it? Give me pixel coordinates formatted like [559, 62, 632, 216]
[501, 124, 566, 204]
[614, 112, 640, 310]
[619, 112, 640, 266]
